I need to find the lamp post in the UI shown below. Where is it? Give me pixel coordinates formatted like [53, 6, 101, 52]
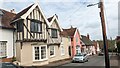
[87, 0, 110, 68]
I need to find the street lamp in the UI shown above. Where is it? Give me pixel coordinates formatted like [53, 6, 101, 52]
[87, 0, 110, 68]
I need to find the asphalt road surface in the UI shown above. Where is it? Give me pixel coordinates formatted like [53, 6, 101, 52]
[55, 55, 119, 68]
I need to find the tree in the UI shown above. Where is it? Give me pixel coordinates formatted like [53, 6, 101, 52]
[117, 41, 120, 53]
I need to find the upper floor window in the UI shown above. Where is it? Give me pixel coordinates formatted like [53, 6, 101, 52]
[30, 21, 42, 33]
[76, 37, 78, 42]
[17, 20, 23, 32]
[51, 29, 57, 38]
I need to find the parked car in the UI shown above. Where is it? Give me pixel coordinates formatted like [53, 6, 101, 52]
[72, 53, 88, 63]
[98, 52, 104, 56]
[1, 62, 22, 68]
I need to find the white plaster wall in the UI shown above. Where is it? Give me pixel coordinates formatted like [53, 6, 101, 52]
[0, 28, 14, 58]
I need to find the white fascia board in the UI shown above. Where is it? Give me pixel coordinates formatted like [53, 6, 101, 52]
[49, 15, 63, 31]
[21, 3, 50, 27]
[73, 29, 77, 38]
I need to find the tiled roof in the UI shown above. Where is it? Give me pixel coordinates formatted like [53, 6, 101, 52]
[81, 35, 93, 46]
[47, 16, 54, 22]
[60, 27, 76, 37]
[0, 9, 16, 29]
[12, 4, 34, 21]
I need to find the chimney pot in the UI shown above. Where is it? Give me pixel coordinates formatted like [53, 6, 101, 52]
[87, 33, 90, 39]
[10, 9, 15, 13]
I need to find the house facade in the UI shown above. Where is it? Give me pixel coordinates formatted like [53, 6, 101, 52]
[11, 3, 49, 66]
[0, 9, 16, 61]
[47, 14, 70, 62]
[81, 34, 96, 55]
[63, 27, 82, 57]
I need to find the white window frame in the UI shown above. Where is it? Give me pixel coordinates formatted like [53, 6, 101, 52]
[0, 41, 7, 58]
[33, 45, 47, 61]
[49, 46, 55, 57]
[61, 45, 65, 56]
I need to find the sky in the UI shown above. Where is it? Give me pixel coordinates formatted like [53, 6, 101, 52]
[0, 0, 119, 40]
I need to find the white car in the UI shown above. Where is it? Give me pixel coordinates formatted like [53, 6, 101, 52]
[72, 53, 88, 63]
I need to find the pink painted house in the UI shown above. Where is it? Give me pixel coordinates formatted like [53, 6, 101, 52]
[62, 26, 82, 57]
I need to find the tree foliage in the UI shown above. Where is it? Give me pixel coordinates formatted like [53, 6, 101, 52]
[117, 41, 120, 53]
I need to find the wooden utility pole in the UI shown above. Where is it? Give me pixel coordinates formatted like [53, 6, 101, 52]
[99, 0, 110, 68]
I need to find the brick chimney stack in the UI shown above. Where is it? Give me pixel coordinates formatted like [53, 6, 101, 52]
[87, 33, 90, 39]
[10, 9, 15, 13]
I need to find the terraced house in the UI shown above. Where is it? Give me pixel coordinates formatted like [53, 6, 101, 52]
[0, 9, 16, 62]
[47, 14, 71, 63]
[10, 3, 71, 66]
[62, 27, 82, 57]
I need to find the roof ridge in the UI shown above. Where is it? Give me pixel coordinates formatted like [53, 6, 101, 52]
[0, 9, 16, 15]
[12, 3, 34, 21]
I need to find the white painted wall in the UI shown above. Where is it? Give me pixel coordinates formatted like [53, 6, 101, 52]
[0, 28, 14, 58]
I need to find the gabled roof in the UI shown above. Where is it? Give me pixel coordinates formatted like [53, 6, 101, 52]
[47, 14, 63, 31]
[47, 16, 54, 22]
[61, 27, 76, 37]
[81, 35, 93, 46]
[11, 3, 49, 27]
[12, 4, 34, 21]
[0, 9, 16, 29]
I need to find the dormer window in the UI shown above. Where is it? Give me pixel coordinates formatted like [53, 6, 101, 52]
[51, 29, 58, 38]
[30, 20, 42, 33]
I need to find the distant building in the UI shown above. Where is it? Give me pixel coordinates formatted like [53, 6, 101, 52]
[93, 41, 100, 54]
[81, 34, 96, 55]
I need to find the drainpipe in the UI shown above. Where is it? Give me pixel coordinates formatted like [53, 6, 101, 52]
[13, 29, 15, 57]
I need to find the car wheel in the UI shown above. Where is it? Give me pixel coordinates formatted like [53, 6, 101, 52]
[72, 61, 74, 63]
[86, 59, 88, 62]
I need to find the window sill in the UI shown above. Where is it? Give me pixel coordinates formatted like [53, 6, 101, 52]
[61, 54, 65, 56]
[33, 58, 48, 62]
[31, 32, 42, 33]
[51, 37, 58, 38]
[50, 55, 55, 58]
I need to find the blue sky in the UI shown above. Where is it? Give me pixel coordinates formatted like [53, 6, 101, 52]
[0, 0, 119, 40]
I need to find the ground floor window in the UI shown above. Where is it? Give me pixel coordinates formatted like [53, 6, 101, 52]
[41, 46, 46, 59]
[50, 46, 55, 57]
[33, 45, 47, 61]
[0, 41, 7, 58]
[61, 45, 65, 55]
[76, 45, 81, 54]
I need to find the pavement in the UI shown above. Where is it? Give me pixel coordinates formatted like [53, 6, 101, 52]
[42, 58, 72, 68]
[109, 53, 120, 67]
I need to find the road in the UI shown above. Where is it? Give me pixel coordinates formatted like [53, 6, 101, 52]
[55, 55, 119, 68]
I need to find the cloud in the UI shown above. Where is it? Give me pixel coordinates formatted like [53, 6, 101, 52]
[1, 0, 119, 40]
